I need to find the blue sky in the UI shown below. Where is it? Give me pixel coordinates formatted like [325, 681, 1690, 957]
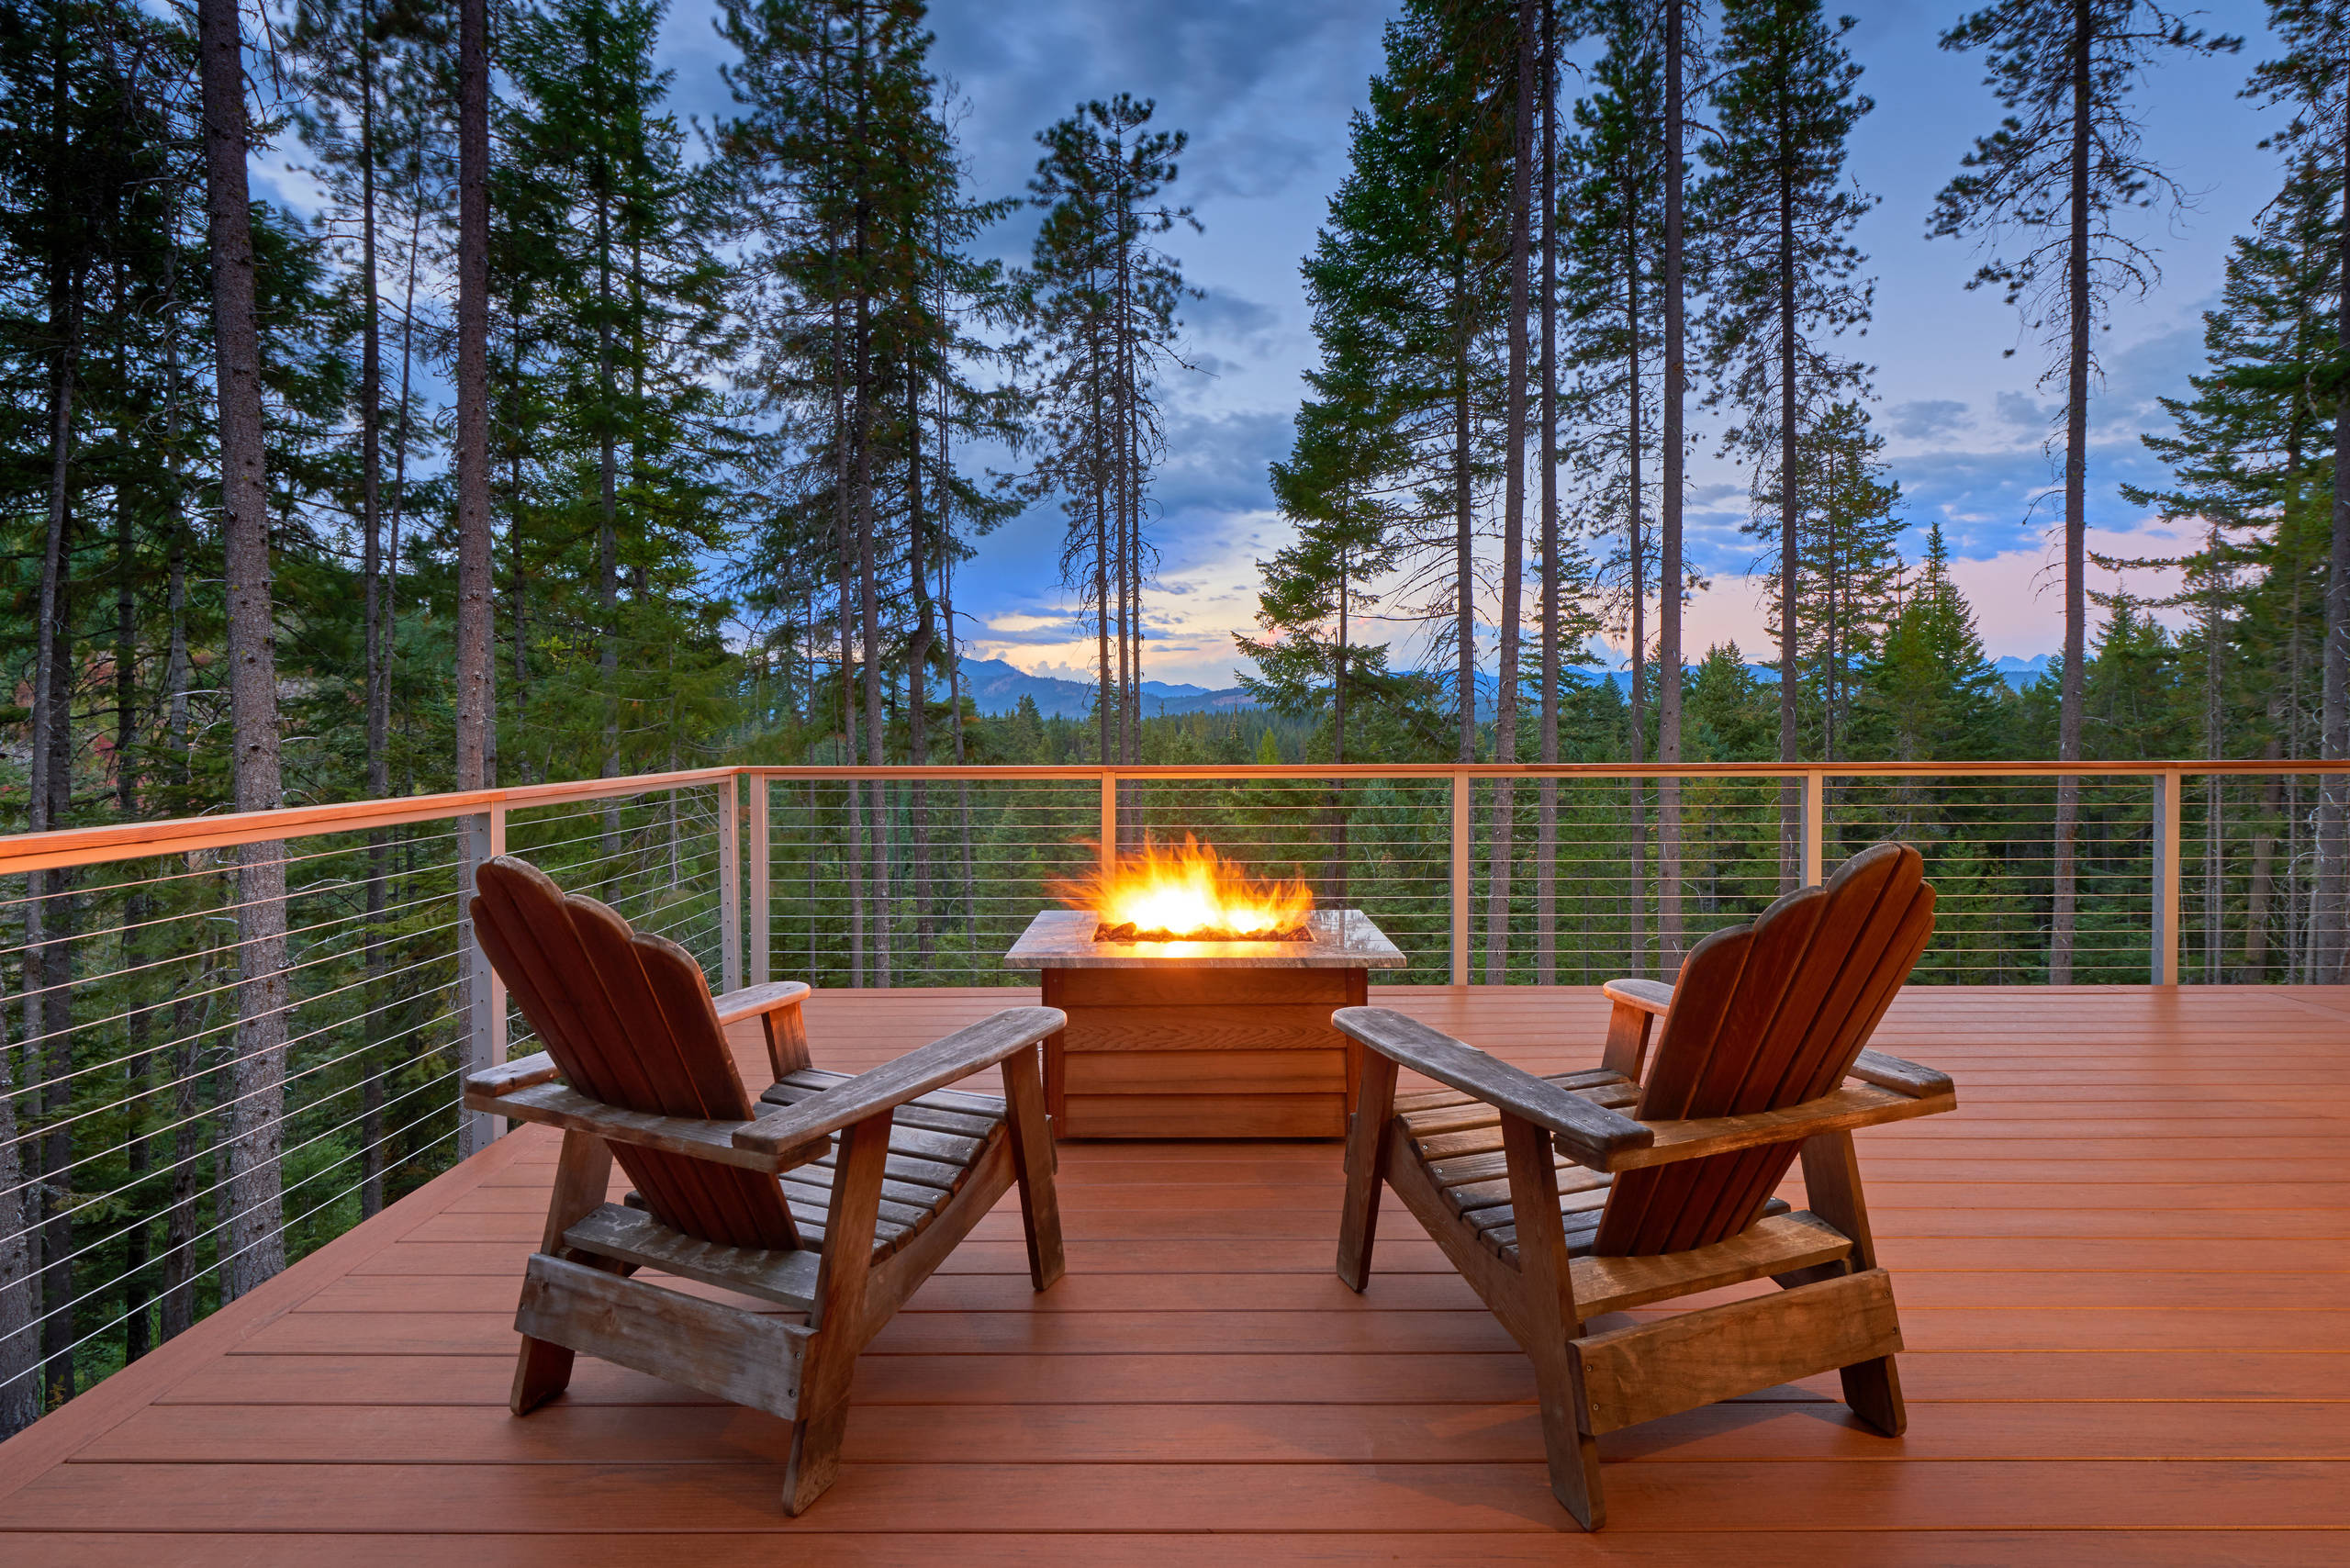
[607, 2, 2288, 684]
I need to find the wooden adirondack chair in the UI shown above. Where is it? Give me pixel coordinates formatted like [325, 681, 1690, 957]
[1332, 841, 1956, 1529]
[457, 855, 1067, 1514]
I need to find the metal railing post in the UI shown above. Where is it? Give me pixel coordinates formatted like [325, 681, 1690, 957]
[747, 770, 770, 988]
[458, 803, 508, 1157]
[1451, 770, 1472, 986]
[718, 773, 744, 994]
[1102, 769, 1119, 874]
[1804, 769, 1826, 888]
[2153, 767, 2182, 985]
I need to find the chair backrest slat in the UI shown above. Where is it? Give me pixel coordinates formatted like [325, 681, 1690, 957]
[472, 857, 799, 1250]
[1592, 843, 1934, 1258]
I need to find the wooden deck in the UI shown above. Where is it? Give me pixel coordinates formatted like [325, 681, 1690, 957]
[3, 984, 2346, 1564]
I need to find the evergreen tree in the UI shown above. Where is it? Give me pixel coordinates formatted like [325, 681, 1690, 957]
[1696, 0, 1874, 883]
[1023, 95, 1194, 774]
[1931, 0, 2238, 980]
[1866, 523, 2009, 762]
[2246, 0, 2349, 979]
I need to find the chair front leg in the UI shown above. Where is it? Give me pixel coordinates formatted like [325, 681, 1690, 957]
[1336, 1048, 1398, 1294]
[511, 1129, 613, 1416]
[1502, 1111, 1606, 1530]
[1001, 1041, 1065, 1292]
[782, 1107, 891, 1516]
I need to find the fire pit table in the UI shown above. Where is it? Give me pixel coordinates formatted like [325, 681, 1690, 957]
[1004, 906, 1407, 1138]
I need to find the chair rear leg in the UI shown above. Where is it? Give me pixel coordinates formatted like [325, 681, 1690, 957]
[1839, 1350, 1906, 1437]
[1001, 1043, 1065, 1292]
[1800, 1129, 1907, 1437]
[1336, 1049, 1397, 1293]
[510, 1338, 576, 1416]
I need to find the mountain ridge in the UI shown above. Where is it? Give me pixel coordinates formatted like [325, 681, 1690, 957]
[957, 653, 2056, 719]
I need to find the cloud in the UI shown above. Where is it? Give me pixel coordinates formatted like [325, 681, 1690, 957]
[1886, 398, 1971, 440]
[1995, 390, 2053, 431]
[983, 611, 1069, 634]
[1186, 287, 1281, 342]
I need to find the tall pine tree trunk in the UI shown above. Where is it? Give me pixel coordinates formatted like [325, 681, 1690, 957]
[1484, 0, 1538, 982]
[1455, 248, 1475, 766]
[200, 0, 289, 1300]
[1657, 0, 1685, 966]
[1625, 168, 1648, 973]
[358, 3, 388, 1217]
[907, 378, 934, 969]
[1536, 0, 1560, 985]
[2050, 0, 2092, 984]
[1776, 80, 1802, 892]
[455, 0, 492, 793]
[2316, 132, 2350, 981]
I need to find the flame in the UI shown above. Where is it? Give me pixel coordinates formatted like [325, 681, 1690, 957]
[1055, 834, 1315, 942]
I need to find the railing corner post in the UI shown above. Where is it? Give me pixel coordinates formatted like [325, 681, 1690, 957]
[747, 770, 770, 989]
[458, 802, 508, 1158]
[718, 772, 744, 994]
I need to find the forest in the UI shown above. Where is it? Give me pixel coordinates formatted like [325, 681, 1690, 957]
[0, 0, 2345, 1435]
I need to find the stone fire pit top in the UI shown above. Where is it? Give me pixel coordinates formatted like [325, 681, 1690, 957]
[1003, 907, 1408, 970]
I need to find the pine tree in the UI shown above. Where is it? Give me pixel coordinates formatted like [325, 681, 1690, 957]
[2246, 0, 2350, 980]
[1024, 95, 1194, 778]
[1562, 2, 1666, 967]
[1867, 523, 2009, 762]
[1931, 0, 2239, 980]
[1697, 0, 1874, 886]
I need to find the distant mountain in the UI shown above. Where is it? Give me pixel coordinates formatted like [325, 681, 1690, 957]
[1993, 655, 2052, 692]
[956, 653, 2057, 721]
[957, 657, 1257, 719]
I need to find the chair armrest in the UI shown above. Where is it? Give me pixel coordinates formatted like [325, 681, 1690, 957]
[1850, 1048, 1953, 1099]
[465, 1079, 828, 1173]
[733, 1006, 1065, 1157]
[1600, 1056, 1958, 1172]
[1333, 1006, 1653, 1169]
[464, 1051, 561, 1098]
[711, 980, 811, 1028]
[1600, 978, 1673, 1018]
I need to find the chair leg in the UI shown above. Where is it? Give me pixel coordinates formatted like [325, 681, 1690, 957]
[781, 1113, 890, 1515]
[1839, 1350, 1907, 1437]
[1799, 1129, 1907, 1438]
[781, 1386, 852, 1516]
[509, 1337, 576, 1416]
[1501, 1110, 1605, 1529]
[1001, 1043, 1066, 1293]
[510, 1129, 613, 1417]
[1541, 1350, 1607, 1531]
[1336, 1049, 1397, 1293]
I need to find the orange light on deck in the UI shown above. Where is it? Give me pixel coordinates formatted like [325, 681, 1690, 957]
[1054, 834, 1315, 942]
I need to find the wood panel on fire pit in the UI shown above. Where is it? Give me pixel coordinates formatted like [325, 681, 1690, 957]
[1041, 966, 1367, 1138]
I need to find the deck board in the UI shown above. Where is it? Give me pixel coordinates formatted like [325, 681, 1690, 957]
[3, 983, 2345, 1561]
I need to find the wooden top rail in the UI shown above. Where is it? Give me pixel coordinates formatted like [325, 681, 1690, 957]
[4, 758, 2345, 879]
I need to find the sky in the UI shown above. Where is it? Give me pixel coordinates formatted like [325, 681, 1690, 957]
[664, 1, 2284, 687]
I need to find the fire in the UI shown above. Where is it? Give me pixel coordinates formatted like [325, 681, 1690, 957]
[1057, 834, 1315, 943]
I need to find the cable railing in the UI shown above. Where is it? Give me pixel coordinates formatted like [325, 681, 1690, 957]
[1, 756, 2344, 1432]
[746, 760, 2350, 990]
[0, 767, 744, 1433]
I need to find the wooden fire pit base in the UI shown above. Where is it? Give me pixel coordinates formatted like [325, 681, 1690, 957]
[1006, 908, 1407, 1139]
[1040, 966, 1368, 1138]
